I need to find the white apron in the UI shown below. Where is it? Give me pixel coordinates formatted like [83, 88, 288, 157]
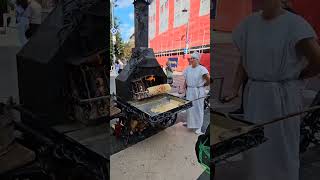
[183, 65, 209, 129]
[232, 11, 317, 180]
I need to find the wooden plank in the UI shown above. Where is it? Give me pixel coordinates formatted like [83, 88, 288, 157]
[211, 112, 248, 145]
[0, 143, 35, 174]
[65, 123, 108, 158]
[110, 106, 121, 117]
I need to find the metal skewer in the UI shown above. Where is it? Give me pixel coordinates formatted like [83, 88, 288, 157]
[218, 105, 320, 141]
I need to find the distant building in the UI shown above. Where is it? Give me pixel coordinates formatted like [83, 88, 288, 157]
[148, 0, 210, 72]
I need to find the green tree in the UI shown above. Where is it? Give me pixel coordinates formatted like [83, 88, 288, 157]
[123, 40, 134, 61]
[110, 17, 126, 64]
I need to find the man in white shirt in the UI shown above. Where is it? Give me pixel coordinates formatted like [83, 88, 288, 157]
[25, 0, 41, 38]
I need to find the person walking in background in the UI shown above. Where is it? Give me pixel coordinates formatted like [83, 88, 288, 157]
[182, 52, 210, 135]
[15, 0, 30, 45]
[118, 59, 124, 74]
[165, 61, 173, 85]
[114, 60, 120, 75]
[0, 0, 8, 27]
[224, 0, 320, 179]
[25, 0, 41, 38]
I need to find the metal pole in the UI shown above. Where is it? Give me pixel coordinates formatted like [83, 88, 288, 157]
[186, 16, 189, 54]
[111, 0, 116, 65]
[183, 5, 189, 54]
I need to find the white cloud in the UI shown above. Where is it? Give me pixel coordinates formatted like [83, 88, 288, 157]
[126, 27, 134, 37]
[129, 13, 134, 20]
[115, 0, 134, 8]
[121, 23, 130, 28]
[118, 24, 134, 41]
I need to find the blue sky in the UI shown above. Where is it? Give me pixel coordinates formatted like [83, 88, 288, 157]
[114, 0, 135, 42]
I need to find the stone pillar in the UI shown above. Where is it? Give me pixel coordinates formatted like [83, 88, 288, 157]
[133, 0, 149, 48]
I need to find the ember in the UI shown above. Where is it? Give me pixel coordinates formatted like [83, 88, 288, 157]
[145, 75, 156, 82]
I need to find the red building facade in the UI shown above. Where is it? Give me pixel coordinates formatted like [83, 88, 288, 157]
[213, 0, 319, 37]
[148, 0, 210, 72]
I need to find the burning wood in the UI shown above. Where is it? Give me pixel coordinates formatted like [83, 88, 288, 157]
[145, 75, 156, 82]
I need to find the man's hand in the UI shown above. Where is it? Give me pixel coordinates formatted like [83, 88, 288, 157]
[203, 74, 210, 86]
[298, 38, 320, 79]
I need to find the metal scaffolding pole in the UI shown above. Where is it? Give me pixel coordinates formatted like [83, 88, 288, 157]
[111, 0, 116, 65]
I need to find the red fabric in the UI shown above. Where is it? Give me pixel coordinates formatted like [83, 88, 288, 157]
[149, 0, 210, 52]
[156, 53, 210, 73]
[292, 0, 320, 38]
[200, 53, 210, 74]
[214, 0, 252, 32]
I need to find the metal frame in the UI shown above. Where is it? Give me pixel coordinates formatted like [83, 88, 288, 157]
[115, 94, 192, 127]
[211, 77, 224, 102]
[12, 105, 109, 180]
[154, 44, 210, 57]
[211, 111, 267, 164]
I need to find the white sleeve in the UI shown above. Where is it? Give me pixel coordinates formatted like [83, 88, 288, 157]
[24, 6, 32, 18]
[200, 66, 209, 76]
[232, 19, 248, 55]
[291, 16, 318, 46]
[183, 68, 188, 79]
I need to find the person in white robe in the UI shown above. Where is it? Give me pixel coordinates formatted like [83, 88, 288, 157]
[183, 52, 210, 135]
[15, 0, 31, 46]
[224, 0, 320, 179]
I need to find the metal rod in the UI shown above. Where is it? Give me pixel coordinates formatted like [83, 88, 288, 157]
[253, 105, 320, 129]
[78, 96, 110, 103]
[219, 106, 320, 141]
[111, 0, 116, 64]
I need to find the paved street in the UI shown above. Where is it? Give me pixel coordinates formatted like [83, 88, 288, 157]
[212, 31, 320, 180]
[110, 73, 210, 180]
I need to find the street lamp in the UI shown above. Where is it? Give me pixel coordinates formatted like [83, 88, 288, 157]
[182, 7, 189, 54]
[111, 0, 116, 65]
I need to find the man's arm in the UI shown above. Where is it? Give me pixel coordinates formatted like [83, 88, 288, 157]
[179, 80, 187, 94]
[202, 74, 210, 86]
[231, 56, 248, 97]
[298, 38, 320, 79]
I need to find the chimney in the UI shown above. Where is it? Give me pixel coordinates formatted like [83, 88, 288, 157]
[133, 0, 149, 48]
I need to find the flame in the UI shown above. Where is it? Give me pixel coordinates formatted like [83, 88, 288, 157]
[145, 75, 156, 82]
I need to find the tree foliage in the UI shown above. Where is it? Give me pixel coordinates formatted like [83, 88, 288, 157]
[110, 17, 126, 64]
[123, 40, 134, 61]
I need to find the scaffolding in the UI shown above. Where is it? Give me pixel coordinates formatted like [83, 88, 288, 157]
[154, 29, 210, 57]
